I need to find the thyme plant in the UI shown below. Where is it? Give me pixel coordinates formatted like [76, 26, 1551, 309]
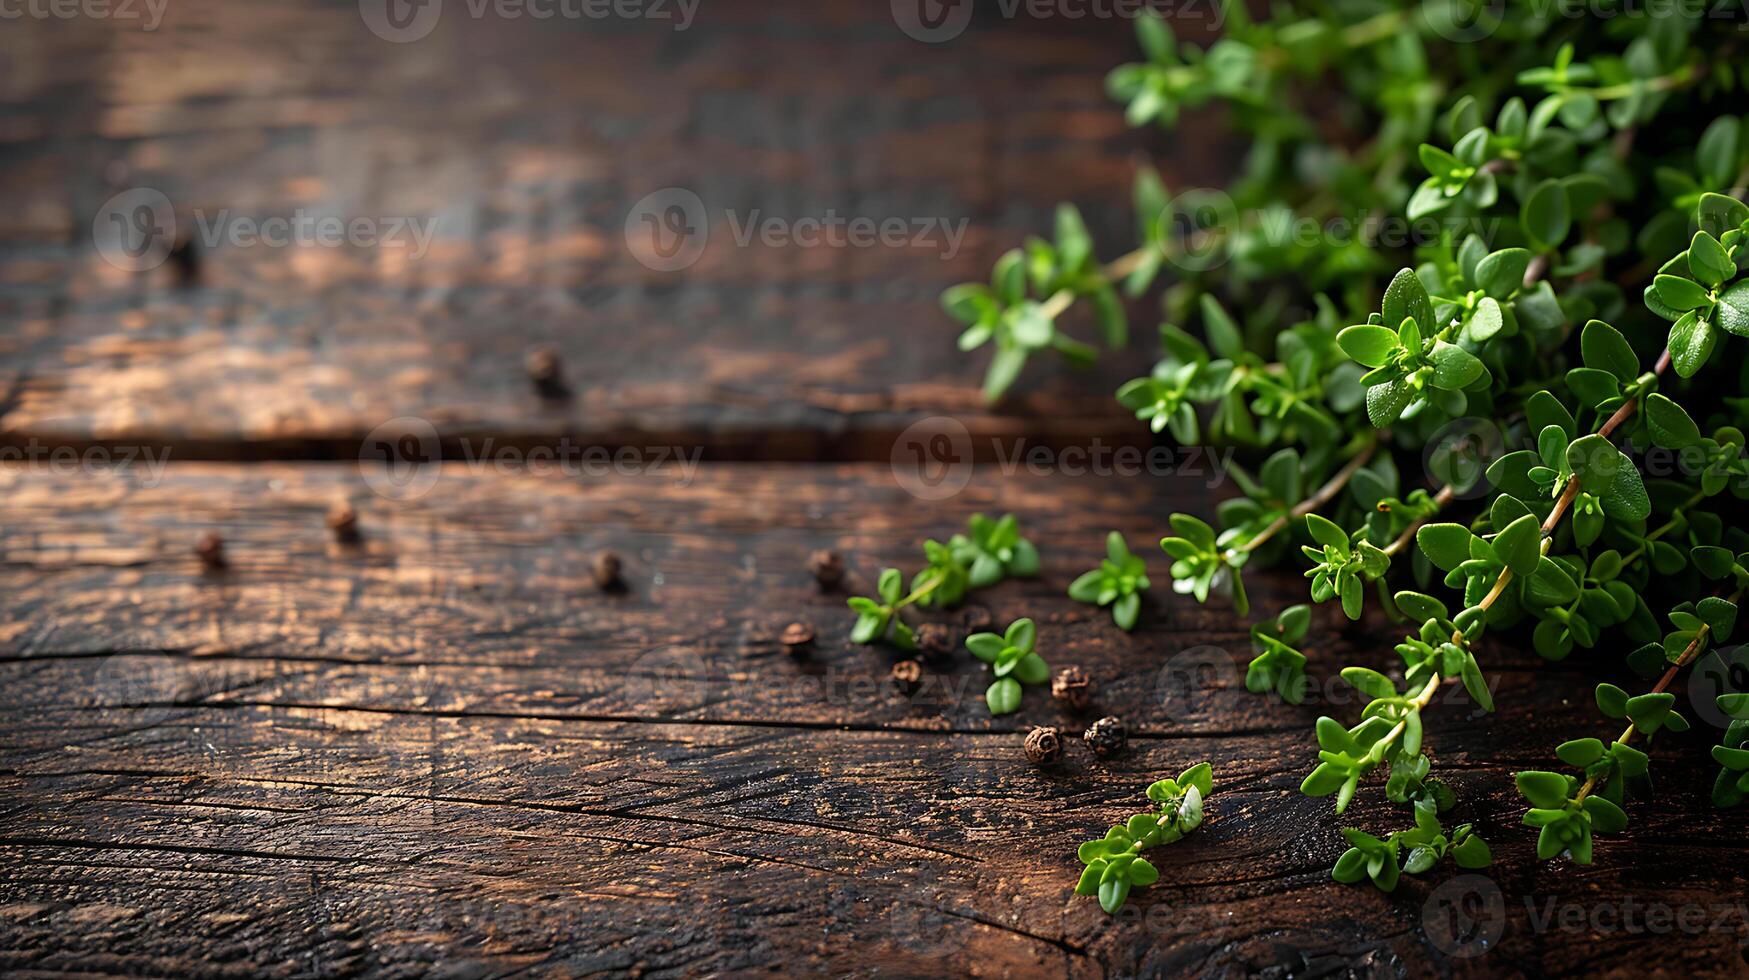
[936, 3, 1749, 897]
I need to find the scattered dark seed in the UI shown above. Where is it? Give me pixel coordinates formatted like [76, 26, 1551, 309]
[195, 532, 226, 571]
[526, 347, 568, 399]
[780, 621, 816, 653]
[1051, 666, 1095, 712]
[890, 659, 924, 695]
[809, 550, 844, 590]
[592, 551, 624, 591]
[326, 501, 360, 543]
[1083, 716, 1128, 759]
[1024, 726, 1064, 765]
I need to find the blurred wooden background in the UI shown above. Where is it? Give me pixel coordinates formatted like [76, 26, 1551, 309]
[1, 2, 1743, 977]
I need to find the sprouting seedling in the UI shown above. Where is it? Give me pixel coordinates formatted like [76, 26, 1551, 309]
[1068, 531, 1150, 630]
[966, 618, 1049, 715]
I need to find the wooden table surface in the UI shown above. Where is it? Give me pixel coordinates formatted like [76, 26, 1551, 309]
[1, 3, 1744, 978]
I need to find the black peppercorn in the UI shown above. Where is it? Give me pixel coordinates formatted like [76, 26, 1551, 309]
[1083, 716, 1127, 758]
[1051, 666, 1094, 712]
[1024, 726, 1064, 765]
[780, 621, 815, 654]
[914, 622, 954, 661]
[195, 532, 226, 571]
[890, 659, 923, 695]
[326, 501, 360, 543]
[809, 549, 844, 590]
[592, 551, 623, 591]
[525, 347, 568, 399]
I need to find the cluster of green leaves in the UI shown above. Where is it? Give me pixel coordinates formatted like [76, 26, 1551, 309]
[1647, 197, 1749, 375]
[939, 3, 1749, 887]
[942, 205, 1128, 400]
[1712, 694, 1749, 807]
[1068, 532, 1151, 630]
[1075, 763, 1212, 913]
[1246, 604, 1309, 704]
[1302, 514, 1389, 619]
[1333, 800, 1492, 892]
[966, 618, 1049, 715]
[846, 513, 1038, 650]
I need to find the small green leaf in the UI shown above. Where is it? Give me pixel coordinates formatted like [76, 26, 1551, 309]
[1383, 268, 1436, 336]
[986, 677, 1023, 715]
[1522, 179, 1572, 252]
[1429, 341, 1487, 390]
[1201, 295, 1243, 360]
[1668, 311, 1719, 378]
[1579, 320, 1639, 383]
[1475, 248, 1532, 297]
[1417, 524, 1475, 571]
[1644, 393, 1702, 449]
[1338, 324, 1402, 367]
[1516, 771, 1572, 809]
[1653, 274, 1711, 312]
[1493, 513, 1543, 577]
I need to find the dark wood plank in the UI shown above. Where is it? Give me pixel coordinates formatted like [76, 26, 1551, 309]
[1, 461, 1745, 977]
[0, 0, 1243, 458]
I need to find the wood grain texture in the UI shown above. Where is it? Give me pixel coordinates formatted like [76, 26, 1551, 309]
[0, 0, 1243, 458]
[1, 461, 1745, 977]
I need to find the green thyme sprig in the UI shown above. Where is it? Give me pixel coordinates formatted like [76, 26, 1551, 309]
[1068, 531, 1151, 630]
[935, 5, 1749, 872]
[1519, 582, 1745, 863]
[1075, 763, 1213, 913]
[846, 513, 1038, 650]
[1334, 800, 1493, 892]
